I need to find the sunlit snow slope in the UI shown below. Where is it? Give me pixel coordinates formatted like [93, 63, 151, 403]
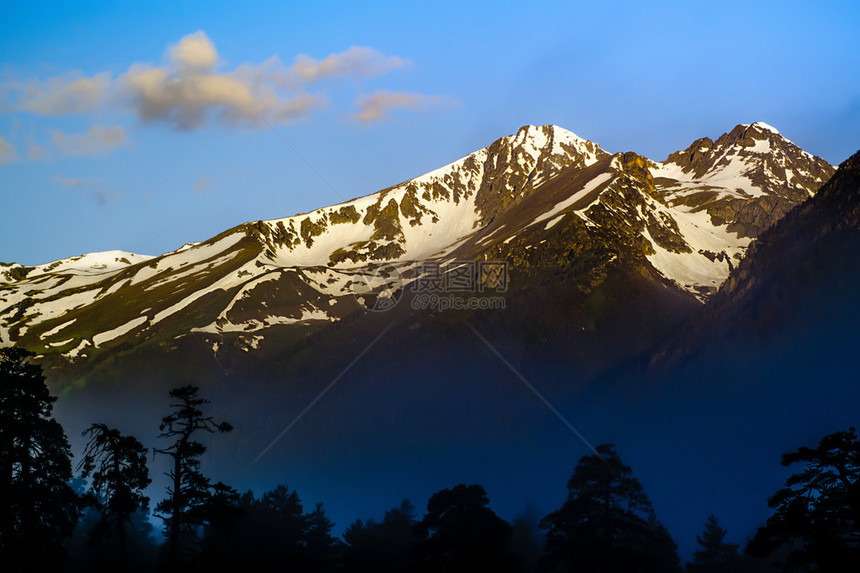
[0, 123, 833, 363]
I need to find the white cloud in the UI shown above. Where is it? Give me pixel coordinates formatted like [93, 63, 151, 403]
[352, 90, 444, 123]
[290, 46, 406, 83]
[169, 30, 218, 71]
[233, 46, 407, 90]
[0, 136, 18, 165]
[118, 31, 325, 130]
[0, 32, 437, 131]
[53, 174, 92, 187]
[2, 72, 110, 115]
[51, 125, 128, 156]
[119, 64, 324, 129]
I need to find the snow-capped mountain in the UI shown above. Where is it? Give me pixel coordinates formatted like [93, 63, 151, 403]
[0, 123, 834, 373]
[645, 121, 834, 292]
[651, 148, 860, 368]
[652, 122, 833, 236]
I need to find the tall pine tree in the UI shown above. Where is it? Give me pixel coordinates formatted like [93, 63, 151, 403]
[342, 499, 418, 573]
[414, 483, 518, 573]
[154, 385, 231, 569]
[687, 514, 739, 572]
[305, 502, 341, 571]
[541, 444, 680, 573]
[0, 347, 79, 572]
[78, 423, 151, 571]
[747, 427, 860, 571]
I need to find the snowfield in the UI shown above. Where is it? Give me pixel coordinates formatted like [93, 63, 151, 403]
[0, 123, 834, 350]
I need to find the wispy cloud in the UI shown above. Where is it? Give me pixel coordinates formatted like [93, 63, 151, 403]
[352, 90, 447, 123]
[52, 173, 122, 205]
[117, 31, 329, 130]
[50, 125, 128, 156]
[1, 72, 110, 115]
[232, 46, 407, 90]
[119, 63, 323, 130]
[93, 187, 122, 205]
[289, 46, 406, 83]
[53, 174, 92, 187]
[0, 136, 18, 165]
[27, 144, 45, 160]
[193, 176, 212, 193]
[1, 32, 438, 131]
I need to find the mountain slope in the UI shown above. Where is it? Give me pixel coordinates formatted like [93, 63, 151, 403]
[0, 123, 834, 382]
[649, 121, 833, 291]
[650, 147, 860, 368]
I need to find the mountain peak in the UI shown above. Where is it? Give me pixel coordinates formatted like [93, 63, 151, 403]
[658, 122, 833, 185]
[504, 124, 598, 161]
[653, 122, 835, 239]
[513, 124, 587, 143]
[744, 121, 781, 135]
[1, 122, 837, 360]
[719, 122, 789, 148]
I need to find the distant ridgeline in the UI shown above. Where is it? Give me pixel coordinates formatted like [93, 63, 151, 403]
[0, 122, 834, 387]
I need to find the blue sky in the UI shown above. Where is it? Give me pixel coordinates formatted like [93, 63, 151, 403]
[1, 0, 858, 265]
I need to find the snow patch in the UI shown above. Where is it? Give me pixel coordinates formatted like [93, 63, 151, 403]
[93, 316, 148, 347]
[192, 308, 332, 334]
[531, 172, 615, 226]
[642, 207, 749, 300]
[41, 318, 76, 338]
[750, 121, 780, 135]
[65, 339, 91, 359]
[29, 251, 153, 278]
[545, 214, 565, 230]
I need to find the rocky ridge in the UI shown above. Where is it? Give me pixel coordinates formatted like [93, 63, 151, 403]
[0, 123, 834, 372]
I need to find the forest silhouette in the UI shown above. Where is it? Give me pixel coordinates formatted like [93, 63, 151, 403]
[1, 348, 858, 572]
